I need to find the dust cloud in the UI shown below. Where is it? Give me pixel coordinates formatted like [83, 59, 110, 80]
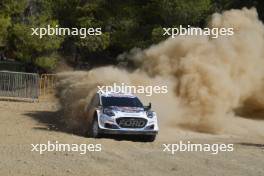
[56, 8, 264, 135]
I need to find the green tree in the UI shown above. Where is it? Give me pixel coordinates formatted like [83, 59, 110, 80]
[213, 0, 264, 21]
[6, 0, 63, 70]
[0, 15, 11, 46]
[1, 0, 263, 71]
[51, 0, 110, 64]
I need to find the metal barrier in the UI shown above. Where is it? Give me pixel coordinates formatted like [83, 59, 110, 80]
[39, 74, 56, 96]
[0, 71, 39, 100]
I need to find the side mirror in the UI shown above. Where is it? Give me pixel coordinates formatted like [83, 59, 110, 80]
[144, 102, 151, 110]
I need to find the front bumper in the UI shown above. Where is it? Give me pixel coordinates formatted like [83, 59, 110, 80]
[97, 114, 159, 135]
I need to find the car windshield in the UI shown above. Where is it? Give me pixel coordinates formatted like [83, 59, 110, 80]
[102, 96, 143, 107]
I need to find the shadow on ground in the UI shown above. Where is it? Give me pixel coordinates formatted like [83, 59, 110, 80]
[100, 134, 154, 142]
[234, 99, 264, 120]
[235, 108, 264, 120]
[238, 142, 264, 149]
[24, 110, 151, 142]
[24, 110, 76, 135]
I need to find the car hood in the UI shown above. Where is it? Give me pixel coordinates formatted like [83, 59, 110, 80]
[108, 106, 144, 113]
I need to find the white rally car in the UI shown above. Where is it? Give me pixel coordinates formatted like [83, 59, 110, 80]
[86, 91, 159, 142]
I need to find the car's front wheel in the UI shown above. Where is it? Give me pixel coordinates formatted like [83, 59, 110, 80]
[88, 117, 100, 138]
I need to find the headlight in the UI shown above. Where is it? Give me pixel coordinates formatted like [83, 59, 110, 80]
[103, 108, 115, 116]
[146, 111, 154, 118]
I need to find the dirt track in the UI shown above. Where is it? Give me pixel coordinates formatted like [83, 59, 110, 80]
[0, 99, 264, 176]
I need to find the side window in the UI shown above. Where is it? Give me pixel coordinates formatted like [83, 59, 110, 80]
[94, 93, 100, 106]
[90, 93, 100, 107]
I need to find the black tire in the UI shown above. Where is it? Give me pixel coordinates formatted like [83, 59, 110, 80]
[143, 135, 156, 142]
[88, 117, 100, 138]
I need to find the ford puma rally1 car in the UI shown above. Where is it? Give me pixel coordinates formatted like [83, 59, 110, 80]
[86, 91, 159, 142]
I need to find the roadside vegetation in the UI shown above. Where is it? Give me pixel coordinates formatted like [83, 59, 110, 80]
[0, 0, 263, 72]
